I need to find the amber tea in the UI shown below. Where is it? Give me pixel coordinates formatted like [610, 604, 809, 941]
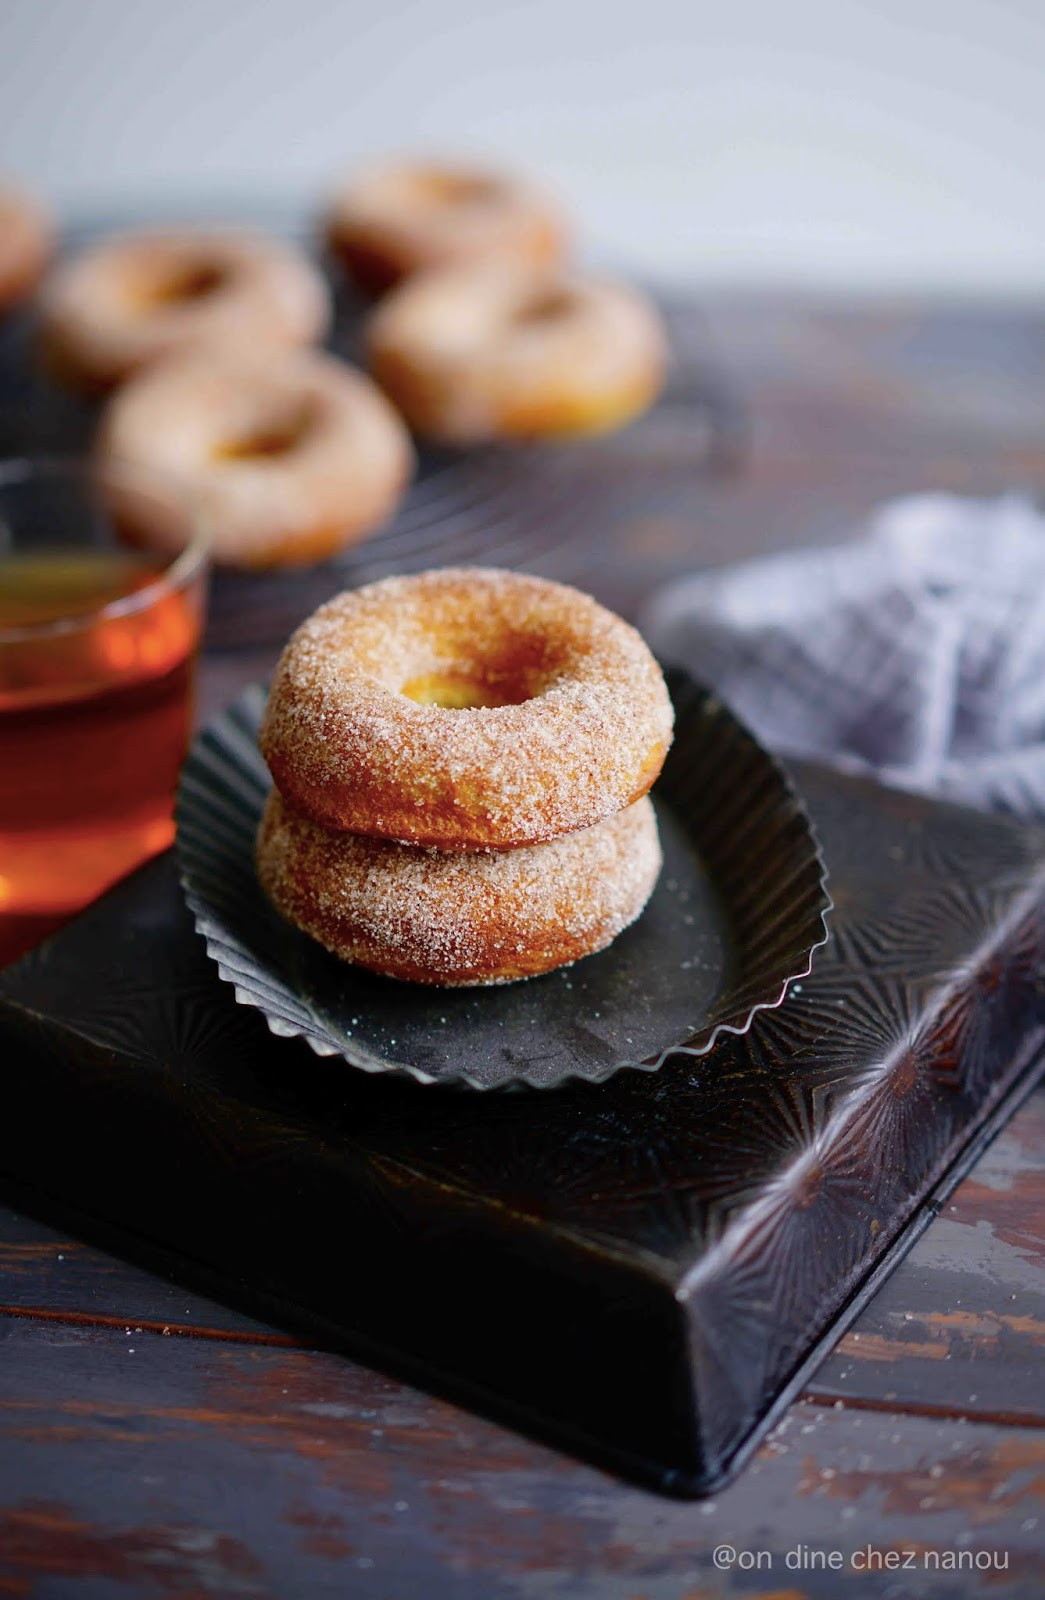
[0, 461, 206, 939]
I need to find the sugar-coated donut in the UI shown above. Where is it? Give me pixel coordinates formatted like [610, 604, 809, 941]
[259, 568, 674, 849]
[38, 229, 331, 392]
[96, 348, 414, 570]
[0, 183, 52, 314]
[365, 263, 667, 443]
[257, 788, 661, 986]
[325, 160, 567, 294]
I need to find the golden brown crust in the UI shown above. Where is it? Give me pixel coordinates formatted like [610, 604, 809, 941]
[37, 229, 331, 392]
[365, 263, 667, 444]
[258, 568, 675, 850]
[95, 348, 414, 570]
[256, 789, 662, 986]
[325, 161, 568, 292]
[0, 184, 52, 314]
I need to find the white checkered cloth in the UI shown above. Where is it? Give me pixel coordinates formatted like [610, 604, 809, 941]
[641, 494, 1045, 819]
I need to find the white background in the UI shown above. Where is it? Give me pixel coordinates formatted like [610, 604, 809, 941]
[4, 0, 1044, 291]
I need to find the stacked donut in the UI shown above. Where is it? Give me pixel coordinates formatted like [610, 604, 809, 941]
[256, 568, 674, 986]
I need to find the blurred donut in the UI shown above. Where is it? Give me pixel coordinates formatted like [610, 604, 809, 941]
[0, 183, 52, 313]
[96, 348, 413, 569]
[39, 228, 331, 391]
[366, 263, 667, 443]
[325, 160, 567, 293]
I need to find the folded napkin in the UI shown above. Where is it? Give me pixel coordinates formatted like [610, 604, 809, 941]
[641, 494, 1045, 819]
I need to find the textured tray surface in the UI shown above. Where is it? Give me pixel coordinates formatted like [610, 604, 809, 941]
[2, 763, 1044, 1493]
[177, 673, 829, 1087]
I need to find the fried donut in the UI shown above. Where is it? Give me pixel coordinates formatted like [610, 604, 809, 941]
[259, 568, 674, 849]
[366, 263, 667, 443]
[257, 788, 661, 986]
[38, 229, 331, 392]
[0, 183, 52, 314]
[325, 160, 567, 294]
[95, 348, 414, 570]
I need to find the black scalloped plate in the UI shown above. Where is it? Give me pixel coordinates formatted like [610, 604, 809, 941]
[175, 671, 830, 1089]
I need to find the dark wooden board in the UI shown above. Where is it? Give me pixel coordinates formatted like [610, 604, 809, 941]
[1, 1314, 1043, 1599]
[0, 1207, 283, 1345]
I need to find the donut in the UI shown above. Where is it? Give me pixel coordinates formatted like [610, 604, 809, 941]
[38, 228, 331, 392]
[325, 160, 567, 294]
[259, 568, 674, 849]
[257, 788, 661, 986]
[95, 348, 414, 570]
[365, 264, 667, 443]
[0, 183, 52, 314]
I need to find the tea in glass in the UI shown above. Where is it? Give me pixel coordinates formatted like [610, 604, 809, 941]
[0, 459, 207, 934]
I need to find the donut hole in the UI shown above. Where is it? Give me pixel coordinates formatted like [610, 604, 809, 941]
[513, 288, 577, 327]
[395, 620, 566, 710]
[213, 403, 315, 463]
[400, 671, 528, 710]
[147, 260, 230, 306]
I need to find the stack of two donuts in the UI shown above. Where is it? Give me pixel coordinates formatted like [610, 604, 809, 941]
[256, 569, 675, 986]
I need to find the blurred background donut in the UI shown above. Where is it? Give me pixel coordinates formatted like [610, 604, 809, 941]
[0, 181, 52, 314]
[38, 229, 331, 392]
[366, 264, 667, 444]
[325, 160, 568, 295]
[95, 347, 413, 568]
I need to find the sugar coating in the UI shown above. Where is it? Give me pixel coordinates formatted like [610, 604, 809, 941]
[257, 789, 662, 986]
[258, 567, 675, 849]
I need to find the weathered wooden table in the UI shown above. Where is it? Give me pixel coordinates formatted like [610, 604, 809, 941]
[3, 293, 1045, 1596]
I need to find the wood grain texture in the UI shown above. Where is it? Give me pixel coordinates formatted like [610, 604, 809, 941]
[0, 1315, 1042, 1599]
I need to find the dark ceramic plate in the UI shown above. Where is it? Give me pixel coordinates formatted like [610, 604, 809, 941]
[176, 671, 830, 1089]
